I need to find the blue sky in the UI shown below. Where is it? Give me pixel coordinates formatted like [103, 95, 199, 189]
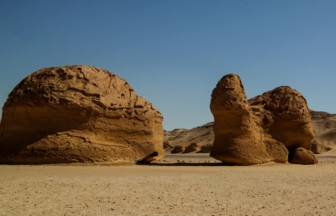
[0, 0, 335, 131]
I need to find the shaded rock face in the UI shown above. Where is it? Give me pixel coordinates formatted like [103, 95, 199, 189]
[310, 111, 336, 147]
[292, 147, 318, 164]
[311, 140, 332, 154]
[0, 65, 164, 164]
[210, 74, 314, 165]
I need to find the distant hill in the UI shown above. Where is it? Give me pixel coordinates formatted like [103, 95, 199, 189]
[164, 122, 214, 147]
[310, 110, 336, 147]
[164, 110, 336, 148]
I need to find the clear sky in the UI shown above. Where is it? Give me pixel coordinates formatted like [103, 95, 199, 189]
[0, 0, 335, 131]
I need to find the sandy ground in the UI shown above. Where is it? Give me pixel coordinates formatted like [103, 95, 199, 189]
[1, 159, 336, 216]
[161, 149, 336, 164]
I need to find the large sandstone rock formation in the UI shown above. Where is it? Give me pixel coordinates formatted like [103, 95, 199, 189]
[0, 65, 164, 164]
[310, 111, 336, 147]
[248, 86, 314, 153]
[210, 74, 314, 165]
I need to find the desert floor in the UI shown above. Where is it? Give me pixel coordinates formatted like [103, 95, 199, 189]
[1, 153, 336, 216]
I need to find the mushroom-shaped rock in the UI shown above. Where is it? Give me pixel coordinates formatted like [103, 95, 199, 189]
[184, 143, 202, 153]
[0, 65, 164, 164]
[291, 147, 318, 164]
[210, 74, 289, 165]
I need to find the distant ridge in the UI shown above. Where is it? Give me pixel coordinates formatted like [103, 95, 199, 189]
[164, 110, 336, 148]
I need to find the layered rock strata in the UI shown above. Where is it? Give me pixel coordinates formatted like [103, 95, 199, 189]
[0, 65, 164, 164]
[210, 74, 314, 165]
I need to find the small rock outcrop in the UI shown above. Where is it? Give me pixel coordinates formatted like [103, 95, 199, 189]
[163, 141, 174, 149]
[172, 145, 186, 153]
[184, 143, 202, 153]
[311, 140, 332, 154]
[291, 147, 318, 164]
[210, 74, 314, 165]
[0, 65, 164, 164]
[201, 143, 213, 153]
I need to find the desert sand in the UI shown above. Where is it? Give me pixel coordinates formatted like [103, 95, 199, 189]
[1, 154, 336, 216]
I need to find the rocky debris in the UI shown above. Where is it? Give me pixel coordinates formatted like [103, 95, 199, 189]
[163, 141, 174, 149]
[210, 74, 314, 165]
[0, 65, 164, 164]
[311, 140, 333, 154]
[172, 145, 186, 153]
[310, 110, 336, 147]
[291, 147, 318, 164]
[201, 143, 213, 153]
[184, 143, 202, 153]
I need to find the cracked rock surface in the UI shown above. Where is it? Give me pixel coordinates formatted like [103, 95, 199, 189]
[0, 65, 164, 164]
